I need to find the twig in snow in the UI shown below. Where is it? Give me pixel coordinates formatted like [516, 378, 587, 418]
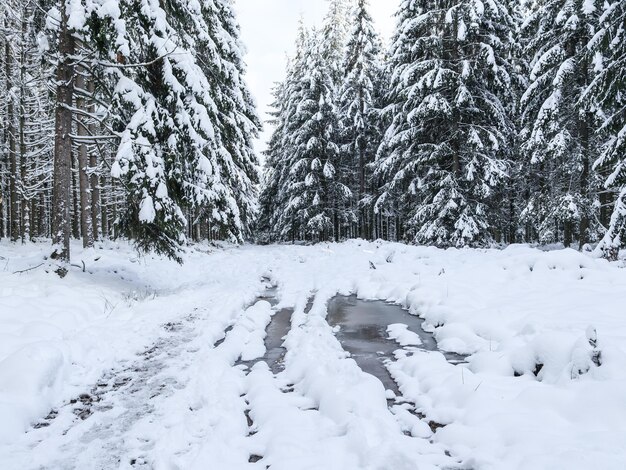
[13, 263, 44, 275]
[70, 260, 86, 272]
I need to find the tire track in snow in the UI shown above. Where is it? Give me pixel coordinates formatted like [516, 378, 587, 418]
[259, 291, 465, 470]
[7, 311, 204, 469]
[6, 282, 272, 470]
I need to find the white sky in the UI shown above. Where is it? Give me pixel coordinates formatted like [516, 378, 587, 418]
[234, 0, 400, 153]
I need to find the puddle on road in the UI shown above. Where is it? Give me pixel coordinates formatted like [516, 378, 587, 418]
[326, 295, 465, 394]
[239, 284, 296, 374]
[262, 306, 294, 373]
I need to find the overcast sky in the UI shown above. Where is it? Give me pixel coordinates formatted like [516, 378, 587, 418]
[234, 0, 400, 153]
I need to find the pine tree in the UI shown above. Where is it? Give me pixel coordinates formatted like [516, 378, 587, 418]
[285, 29, 352, 241]
[261, 22, 352, 242]
[86, 0, 260, 260]
[585, 0, 626, 258]
[319, 0, 354, 240]
[520, 0, 602, 247]
[193, 0, 261, 241]
[258, 79, 289, 242]
[321, 0, 352, 87]
[259, 23, 309, 242]
[497, 0, 528, 244]
[339, 0, 383, 239]
[378, 0, 516, 247]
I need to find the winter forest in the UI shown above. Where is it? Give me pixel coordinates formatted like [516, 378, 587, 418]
[260, 0, 626, 257]
[0, 0, 261, 266]
[1, 0, 626, 469]
[0, 0, 625, 266]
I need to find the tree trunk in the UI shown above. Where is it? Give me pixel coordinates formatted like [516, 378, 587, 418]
[89, 81, 101, 241]
[52, 6, 74, 263]
[508, 194, 516, 244]
[0, 185, 4, 239]
[38, 177, 47, 237]
[358, 139, 366, 239]
[76, 68, 93, 248]
[578, 150, 590, 249]
[71, 152, 80, 239]
[564, 221, 572, 248]
[6, 39, 20, 241]
[101, 174, 109, 238]
[19, 9, 29, 242]
[577, 50, 591, 250]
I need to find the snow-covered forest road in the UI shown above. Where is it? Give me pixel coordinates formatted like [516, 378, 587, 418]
[1, 241, 625, 469]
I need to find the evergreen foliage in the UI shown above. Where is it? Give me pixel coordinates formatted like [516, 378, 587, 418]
[520, 0, 602, 247]
[2, 0, 626, 259]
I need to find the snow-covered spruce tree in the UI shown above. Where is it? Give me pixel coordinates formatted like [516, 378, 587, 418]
[321, 0, 352, 87]
[258, 80, 289, 242]
[584, 0, 626, 258]
[374, 0, 435, 241]
[1, 0, 77, 247]
[339, 0, 384, 240]
[320, 0, 354, 240]
[494, 0, 528, 243]
[278, 28, 352, 241]
[258, 23, 310, 242]
[377, 0, 516, 247]
[520, 0, 602, 248]
[194, 0, 261, 241]
[86, 0, 259, 260]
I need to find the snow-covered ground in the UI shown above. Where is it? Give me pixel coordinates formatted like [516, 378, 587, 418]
[1, 240, 625, 469]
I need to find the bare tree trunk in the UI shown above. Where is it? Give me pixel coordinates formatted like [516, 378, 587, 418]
[71, 152, 80, 239]
[564, 221, 572, 248]
[1, 32, 7, 240]
[357, 85, 367, 240]
[0, 187, 4, 239]
[101, 174, 109, 238]
[6, 39, 20, 241]
[75, 67, 93, 248]
[110, 189, 117, 237]
[51, 6, 74, 264]
[19, 105, 28, 242]
[89, 81, 101, 241]
[19, 9, 29, 242]
[38, 177, 46, 237]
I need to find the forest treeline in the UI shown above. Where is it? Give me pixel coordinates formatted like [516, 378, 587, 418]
[0, 0, 260, 267]
[0, 0, 625, 267]
[259, 0, 626, 259]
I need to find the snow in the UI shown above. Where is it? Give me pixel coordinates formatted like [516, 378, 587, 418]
[138, 194, 156, 223]
[1, 240, 625, 469]
[0, 240, 268, 452]
[388, 323, 422, 346]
